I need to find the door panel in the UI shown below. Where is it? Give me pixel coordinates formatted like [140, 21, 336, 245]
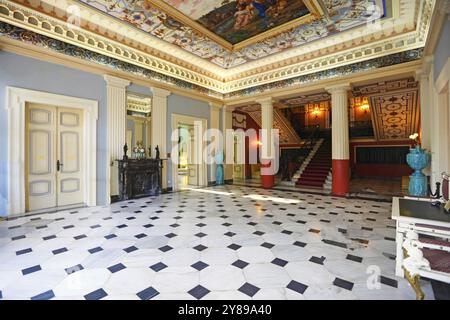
[57, 108, 84, 206]
[26, 104, 57, 211]
[60, 132, 79, 173]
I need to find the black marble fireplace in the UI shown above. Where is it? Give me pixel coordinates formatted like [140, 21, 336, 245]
[117, 158, 163, 201]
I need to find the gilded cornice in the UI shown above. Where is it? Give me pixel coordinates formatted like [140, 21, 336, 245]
[0, 0, 436, 96]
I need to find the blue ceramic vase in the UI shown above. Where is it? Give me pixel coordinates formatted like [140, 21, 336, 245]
[406, 146, 430, 196]
[215, 152, 224, 186]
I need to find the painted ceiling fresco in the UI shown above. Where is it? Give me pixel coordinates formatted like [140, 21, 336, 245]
[161, 0, 311, 44]
[79, 0, 387, 68]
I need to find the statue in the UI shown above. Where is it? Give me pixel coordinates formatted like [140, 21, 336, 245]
[215, 152, 224, 185]
[155, 145, 160, 159]
[123, 143, 128, 160]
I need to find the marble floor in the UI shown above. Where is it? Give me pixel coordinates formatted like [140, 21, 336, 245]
[349, 178, 404, 198]
[0, 186, 434, 300]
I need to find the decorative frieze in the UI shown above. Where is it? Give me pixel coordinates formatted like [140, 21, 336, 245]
[224, 49, 424, 98]
[0, 22, 424, 99]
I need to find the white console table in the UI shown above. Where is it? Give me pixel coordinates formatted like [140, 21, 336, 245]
[392, 197, 450, 299]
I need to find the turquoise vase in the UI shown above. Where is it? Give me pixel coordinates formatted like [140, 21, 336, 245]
[406, 146, 430, 197]
[215, 152, 224, 186]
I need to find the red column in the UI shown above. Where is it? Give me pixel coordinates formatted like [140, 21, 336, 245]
[332, 159, 350, 196]
[327, 84, 351, 196]
[261, 160, 275, 188]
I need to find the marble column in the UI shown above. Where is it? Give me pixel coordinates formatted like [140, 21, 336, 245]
[104, 75, 130, 203]
[150, 87, 171, 190]
[326, 84, 351, 196]
[257, 97, 275, 188]
[222, 105, 234, 182]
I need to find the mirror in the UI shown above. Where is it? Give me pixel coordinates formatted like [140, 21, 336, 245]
[126, 93, 152, 159]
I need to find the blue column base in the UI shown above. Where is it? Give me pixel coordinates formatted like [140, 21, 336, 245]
[409, 174, 428, 197]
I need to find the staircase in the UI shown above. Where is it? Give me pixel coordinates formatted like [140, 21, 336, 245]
[296, 139, 332, 189]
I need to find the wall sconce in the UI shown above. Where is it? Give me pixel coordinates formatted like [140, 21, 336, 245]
[350, 96, 370, 114]
[312, 107, 321, 119]
[360, 97, 370, 114]
[360, 104, 370, 114]
[307, 103, 323, 119]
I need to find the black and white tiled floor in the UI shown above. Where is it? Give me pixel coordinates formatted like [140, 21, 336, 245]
[0, 186, 434, 300]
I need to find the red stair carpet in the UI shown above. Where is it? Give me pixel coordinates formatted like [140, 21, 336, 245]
[296, 140, 332, 189]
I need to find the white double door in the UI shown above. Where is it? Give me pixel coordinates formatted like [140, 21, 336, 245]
[26, 103, 84, 212]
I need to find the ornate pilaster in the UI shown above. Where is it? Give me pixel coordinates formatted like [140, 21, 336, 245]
[209, 103, 222, 183]
[256, 97, 275, 188]
[415, 56, 433, 151]
[104, 75, 130, 203]
[222, 105, 234, 182]
[150, 87, 171, 189]
[326, 84, 351, 196]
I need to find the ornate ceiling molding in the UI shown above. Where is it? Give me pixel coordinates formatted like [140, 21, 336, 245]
[353, 77, 418, 96]
[223, 32, 426, 93]
[280, 93, 331, 106]
[0, 0, 435, 96]
[369, 88, 420, 140]
[0, 21, 223, 98]
[0, 0, 224, 88]
[73, 0, 387, 69]
[224, 48, 424, 99]
[151, 0, 322, 51]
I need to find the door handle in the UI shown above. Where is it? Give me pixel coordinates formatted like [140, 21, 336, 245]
[57, 160, 63, 172]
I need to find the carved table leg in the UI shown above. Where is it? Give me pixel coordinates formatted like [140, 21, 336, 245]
[402, 248, 425, 300]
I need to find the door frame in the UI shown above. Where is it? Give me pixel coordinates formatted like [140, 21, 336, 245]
[6, 87, 98, 215]
[233, 131, 246, 179]
[171, 114, 208, 192]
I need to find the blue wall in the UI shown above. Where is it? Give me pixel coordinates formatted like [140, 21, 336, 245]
[434, 20, 450, 81]
[0, 51, 108, 215]
[127, 83, 151, 97]
[0, 51, 215, 214]
[166, 94, 211, 188]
